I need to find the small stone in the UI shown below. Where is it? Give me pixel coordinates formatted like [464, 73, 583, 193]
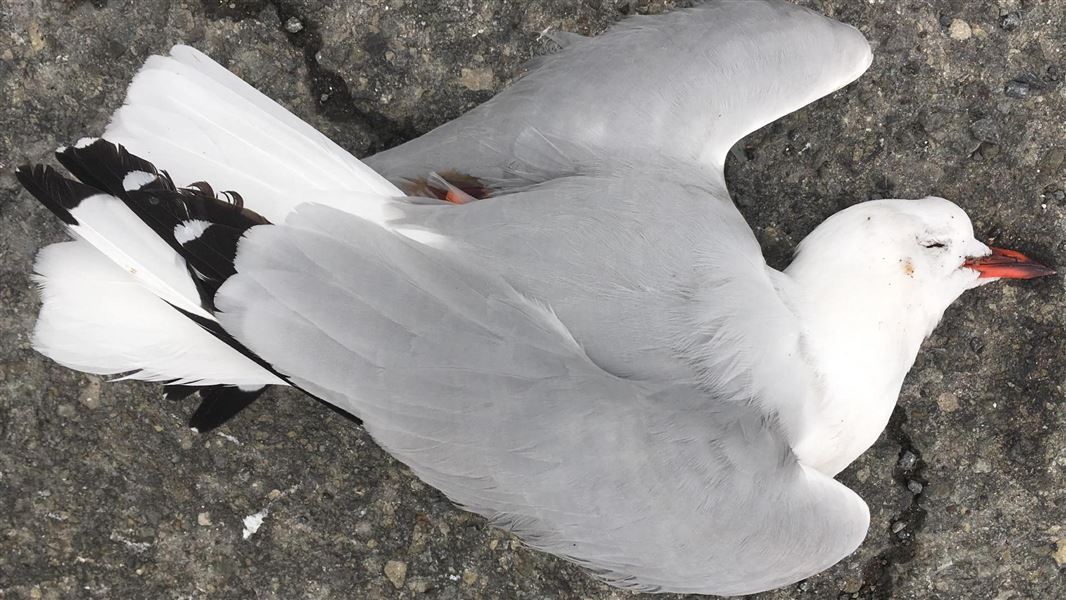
[79, 395, 100, 409]
[459, 67, 494, 91]
[1004, 80, 1032, 99]
[266, 489, 282, 500]
[1000, 12, 1021, 31]
[970, 117, 1000, 143]
[78, 377, 102, 409]
[489, 539, 499, 550]
[973, 458, 992, 474]
[284, 17, 304, 33]
[197, 512, 212, 526]
[1039, 148, 1065, 174]
[841, 573, 863, 594]
[855, 466, 870, 483]
[28, 21, 45, 51]
[907, 480, 925, 495]
[921, 110, 952, 141]
[978, 142, 1000, 159]
[461, 568, 478, 585]
[384, 560, 407, 589]
[57, 404, 76, 418]
[891, 521, 907, 534]
[937, 392, 959, 412]
[407, 577, 432, 593]
[948, 19, 972, 41]
[1053, 538, 1066, 566]
[898, 451, 918, 471]
[969, 338, 985, 354]
[352, 521, 374, 538]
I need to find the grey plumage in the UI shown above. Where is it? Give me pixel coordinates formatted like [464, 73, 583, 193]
[182, 1, 875, 593]
[368, 0, 871, 185]
[216, 204, 868, 594]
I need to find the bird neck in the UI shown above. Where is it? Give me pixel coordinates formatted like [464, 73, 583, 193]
[775, 261, 937, 474]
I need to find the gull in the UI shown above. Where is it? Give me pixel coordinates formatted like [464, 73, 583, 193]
[14, 0, 1053, 595]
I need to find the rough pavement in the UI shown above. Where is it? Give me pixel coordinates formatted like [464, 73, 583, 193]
[1, 1, 1064, 598]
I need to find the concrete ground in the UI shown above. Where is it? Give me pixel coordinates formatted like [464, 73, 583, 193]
[1, 0, 1064, 598]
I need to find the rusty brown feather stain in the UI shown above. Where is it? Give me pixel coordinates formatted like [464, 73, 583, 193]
[400, 171, 494, 203]
[902, 258, 915, 277]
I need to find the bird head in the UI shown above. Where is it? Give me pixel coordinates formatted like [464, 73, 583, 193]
[786, 197, 1054, 342]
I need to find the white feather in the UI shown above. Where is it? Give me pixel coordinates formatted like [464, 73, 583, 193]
[32, 240, 285, 387]
[102, 45, 403, 223]
[30, 43, 415, 391]
[66, 194, 211, 320]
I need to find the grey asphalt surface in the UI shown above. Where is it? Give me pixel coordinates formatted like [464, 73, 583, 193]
[1, 1, 1064, 598]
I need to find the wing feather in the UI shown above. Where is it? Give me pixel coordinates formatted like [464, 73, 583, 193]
[368, 0, 871, 185]
[215, 205, 868, 595]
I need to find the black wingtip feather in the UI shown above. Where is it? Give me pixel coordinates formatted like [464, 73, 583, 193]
[55, 138, 173, 196]
[17, 140, 301, 431]
[180, 222, 243, 282]
[15, 163, 101, 226]
[163, 384, 200, 401]
[188, 385, 265, 432]
[52, 138, 271, 311]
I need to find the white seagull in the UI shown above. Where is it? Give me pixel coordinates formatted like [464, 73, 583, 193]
[15, 1, 1053, 595]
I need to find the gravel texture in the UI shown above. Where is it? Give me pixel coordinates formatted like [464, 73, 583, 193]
[1, 1, 1065, 598]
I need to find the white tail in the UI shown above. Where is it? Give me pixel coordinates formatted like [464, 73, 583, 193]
[33, 240, 284, 387]
[21, 45, 407, 412]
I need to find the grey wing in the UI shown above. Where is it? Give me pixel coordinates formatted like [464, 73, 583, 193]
[215, 204, 869, 595]
[366, 0, 872, 185]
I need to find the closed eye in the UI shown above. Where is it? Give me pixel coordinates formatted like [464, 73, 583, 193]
[923, 241, 946, 249]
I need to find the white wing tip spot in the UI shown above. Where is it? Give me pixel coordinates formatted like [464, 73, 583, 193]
[174, 220, 212, 245]
[122, 170, 156, 191]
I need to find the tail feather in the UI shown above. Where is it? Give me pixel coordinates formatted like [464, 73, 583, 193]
[19, 43, 409, 430]
[103, 45, 402, 223]
[30, 239, 283, 388]
[16, 163, 209, 320]
[20, 142, 289, 430]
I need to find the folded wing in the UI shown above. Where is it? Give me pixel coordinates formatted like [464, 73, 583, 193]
[214, 204, 869, 595]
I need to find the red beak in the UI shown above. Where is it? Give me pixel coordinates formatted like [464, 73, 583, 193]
[964, 247, 1056, 280]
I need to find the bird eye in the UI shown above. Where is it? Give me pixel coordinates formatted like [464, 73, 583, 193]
[922, 241, 946, 249]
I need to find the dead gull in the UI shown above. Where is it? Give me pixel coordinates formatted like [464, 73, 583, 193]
[15, 1, 1054, 594]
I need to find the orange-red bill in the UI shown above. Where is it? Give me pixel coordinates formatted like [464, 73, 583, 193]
[963, 246, 1056, 279]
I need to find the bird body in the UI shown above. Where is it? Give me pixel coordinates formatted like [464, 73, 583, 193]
[15, 1, 1053, 595]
